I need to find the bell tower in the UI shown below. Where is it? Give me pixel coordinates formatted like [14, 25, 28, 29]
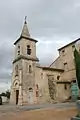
[10, 17, 39, 105]
[14, 17, 38, 61]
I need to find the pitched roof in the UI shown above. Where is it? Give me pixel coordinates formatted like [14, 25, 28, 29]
[14, 36, 38, 45]
[58, 38, 80, 51]
[49, 57, 60, 68]
[14, 19, 38, 45]
[37, 66, 64, 72]
[21, 20, 30, 37]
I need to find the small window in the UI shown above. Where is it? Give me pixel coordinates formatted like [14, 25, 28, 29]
[15, 65, 18, 76]
[62, 50, 65, 52]
[27, 45, 31, 55]
[72, 80, 76, 83]
[29, 87, 33, 92]
[36, 84, 39, 89]
[62, 49, 65, 56]
[57, 75, 60, 80]
[64, 62, 67, 65]
[64, 62, 68, 71]
[62, 49, 65, 53]
[72, 45, 75, 51]
[29, 87, 33, 90]
[41, 73, 43, 79]
[29, 65, 32, 73]
[64, 84, 67, 90]
[18, 50, 20, 55]
[72, 45, 75, 48]
[18, 45, 20, 49]
[17, 46, 20, 55]
[27, 45, 30, 48]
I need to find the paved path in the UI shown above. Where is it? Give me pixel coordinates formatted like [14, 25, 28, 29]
[0, 102, 76, 115]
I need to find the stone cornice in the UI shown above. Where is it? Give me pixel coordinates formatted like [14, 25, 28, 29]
[13, 55, 39, 64]
[58, 38, 80, 51]
[57, 81, 71, 84]
[14, 36, 38, 45]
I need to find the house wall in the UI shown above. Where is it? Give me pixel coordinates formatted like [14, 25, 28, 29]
[57, 83, 71, 101]
[50, 42, 77, 82]
[50, 57, 64, 69]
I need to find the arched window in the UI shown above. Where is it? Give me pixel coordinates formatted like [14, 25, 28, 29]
[15, 65, 18, 76]
[15, 82, 18, 86]
[57, 75, 60, 80]
[29, 65, 32, 73]
[27, 45, 31, 55]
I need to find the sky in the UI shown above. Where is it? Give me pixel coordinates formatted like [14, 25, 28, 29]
[0, 0, 80, 93]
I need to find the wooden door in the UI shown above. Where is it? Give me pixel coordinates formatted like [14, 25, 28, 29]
[16, 90, 19, 105]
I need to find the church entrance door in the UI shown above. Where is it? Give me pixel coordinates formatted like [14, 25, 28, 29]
[29, 91, 33, 104]
[16, 90, 19, 105]
[28, 88, 33, 104]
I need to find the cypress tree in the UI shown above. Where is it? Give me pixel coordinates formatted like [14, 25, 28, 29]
[74, 49, 80, 89]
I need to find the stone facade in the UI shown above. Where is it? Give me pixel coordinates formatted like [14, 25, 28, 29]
[10, 19, 80, 105]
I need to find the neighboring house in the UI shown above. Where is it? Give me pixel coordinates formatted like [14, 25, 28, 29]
[10, 18, 80, 105]
[49, 39, 80, 101]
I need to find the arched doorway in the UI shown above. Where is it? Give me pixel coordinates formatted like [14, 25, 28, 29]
[16, 90, 19, 104]
[13, 80, 19, 105]
[28, 87, 33, 104]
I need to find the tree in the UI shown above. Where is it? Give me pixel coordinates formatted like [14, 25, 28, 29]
[5, 90, 10, 99]
[0, 92, 6, 97]
[0, 90, 10, 100]
[74, 49, 80, 89]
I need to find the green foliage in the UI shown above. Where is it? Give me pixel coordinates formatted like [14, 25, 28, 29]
[0, 90, 10, 99]
[74, 49, 80, 89]
[0, 92, 6, 97]
[6, 90, 10, 99]
[76, 114, 80, 118]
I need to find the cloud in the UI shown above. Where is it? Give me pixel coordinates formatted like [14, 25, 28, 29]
[36, 36, 74, 66]
[0, 0, 80, 91]
[0, 82, 11, 94]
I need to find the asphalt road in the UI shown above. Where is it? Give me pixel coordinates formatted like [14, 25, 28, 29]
[0, 102, 76, 115]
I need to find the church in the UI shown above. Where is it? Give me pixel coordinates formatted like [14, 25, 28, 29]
[10, 18, 80, 105]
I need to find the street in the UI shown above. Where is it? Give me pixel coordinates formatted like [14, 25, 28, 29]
[0, 102, 76, 115]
